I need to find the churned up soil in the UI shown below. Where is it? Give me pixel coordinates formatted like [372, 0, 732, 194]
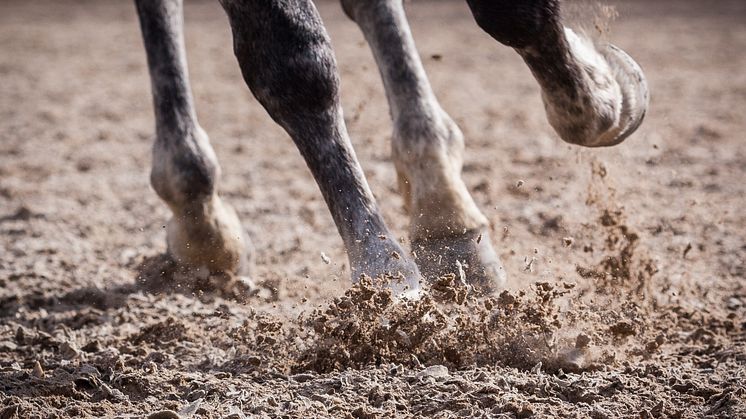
[1, 0, 745, 417]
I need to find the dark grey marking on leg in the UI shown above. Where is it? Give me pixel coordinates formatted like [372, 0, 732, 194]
[465, 0, 560, 49]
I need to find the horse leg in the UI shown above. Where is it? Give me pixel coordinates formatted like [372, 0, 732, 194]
[341, 0, 507, 293]
[220, 0, 421, 295]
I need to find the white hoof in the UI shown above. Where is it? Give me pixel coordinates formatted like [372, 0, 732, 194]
[166, 195, 253, 275]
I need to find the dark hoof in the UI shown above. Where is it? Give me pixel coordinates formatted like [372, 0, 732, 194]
[350, 238, 422, 297]
[412, 228, 507, 294]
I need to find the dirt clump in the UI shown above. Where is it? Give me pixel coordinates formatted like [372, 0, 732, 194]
[296, 277, 612, 374]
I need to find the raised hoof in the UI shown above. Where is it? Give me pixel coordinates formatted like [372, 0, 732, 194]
[596, 43, 649, 146]
[166, 196, 254, 276]
[560, 28, 649, 147]
[412, 229, 507, 294]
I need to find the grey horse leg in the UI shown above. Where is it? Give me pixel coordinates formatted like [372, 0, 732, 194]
[220, 0, 420, 295]
[135, 0, 251, 276]
[466, 0, 649, 147]
[341, 0, 506, 293]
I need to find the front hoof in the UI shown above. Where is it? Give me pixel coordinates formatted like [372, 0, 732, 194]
[412, 228, 507, 294]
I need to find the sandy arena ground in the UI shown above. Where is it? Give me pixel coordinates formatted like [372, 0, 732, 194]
[1, 0, 745, 417]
